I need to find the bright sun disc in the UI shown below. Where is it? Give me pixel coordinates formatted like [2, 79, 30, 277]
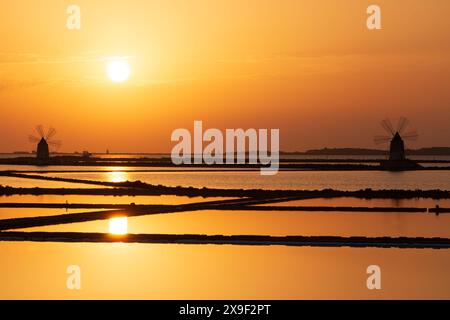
[106, 59, 130, 83]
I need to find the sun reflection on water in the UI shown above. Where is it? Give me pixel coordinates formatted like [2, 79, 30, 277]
[108, 217, 128, 235]
[106, 168, 128, 183]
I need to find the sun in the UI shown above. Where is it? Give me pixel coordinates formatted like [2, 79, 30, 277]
[106, 58, 131, 83]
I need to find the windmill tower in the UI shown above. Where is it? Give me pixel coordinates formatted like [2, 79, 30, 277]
[389, 132, 405, 160]
[374, 118, 421, 170]
[37, 137, 50, 161]
[29, 125, 61, 162]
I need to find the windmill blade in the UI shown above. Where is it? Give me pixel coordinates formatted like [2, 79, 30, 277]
[380, 119, 395, 136]
[46, 127, 57, 140]
[35, 125, 45, 138]
[374, 135, 392, 145]
[397, 117, 410, 134]
[48, 140, 62, 148]
[28, 134, 40, 143]
[47, 140, 62, 147]
[402, 131, 419, 141]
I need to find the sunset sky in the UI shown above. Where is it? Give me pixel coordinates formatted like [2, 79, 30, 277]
[0, 0, 449, 153]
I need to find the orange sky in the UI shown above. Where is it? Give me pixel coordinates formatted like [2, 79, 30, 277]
[0, 0, 449, 153]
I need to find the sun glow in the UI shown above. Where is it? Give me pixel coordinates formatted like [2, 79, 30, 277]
[106, 58, 131, 83]
[107, 170, 128, 183]
[109, 217, 128, 235]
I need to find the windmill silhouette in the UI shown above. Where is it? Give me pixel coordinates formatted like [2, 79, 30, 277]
[28, 125, 62, 161]
[374, 117, 418, 160]
[375, 118, 421, 170]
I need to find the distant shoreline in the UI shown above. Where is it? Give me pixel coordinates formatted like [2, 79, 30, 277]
[4, 146, 450, 156]
[1, 155, 450, 171]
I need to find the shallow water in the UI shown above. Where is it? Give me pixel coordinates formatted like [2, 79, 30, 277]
[0, 176, 102, 189]
[2, 165, 450, 299]
[0, 243, 449, 299]
[0, 194, 228, 205]
[260, 197, 450, 208]
[17, 208, 450, 238]
[23, 168, 450, 190]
